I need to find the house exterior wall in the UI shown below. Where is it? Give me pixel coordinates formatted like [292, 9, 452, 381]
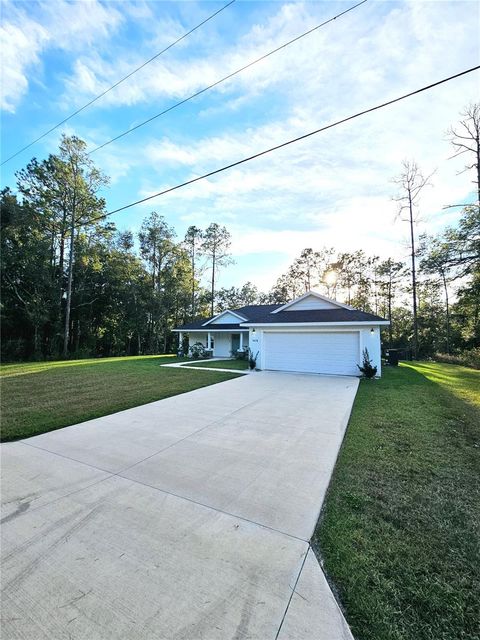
[188, 333, 207, 350]
[249, 325, 382, 376]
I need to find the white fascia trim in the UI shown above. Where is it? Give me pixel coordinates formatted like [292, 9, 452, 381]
[271, 290, 353, 313]
[172, 328, 249, 333]
[202, 309, 248, 326]
[240, 321, 390, 327]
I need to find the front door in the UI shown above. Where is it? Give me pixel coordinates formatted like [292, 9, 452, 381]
[231, 334, 240, 352]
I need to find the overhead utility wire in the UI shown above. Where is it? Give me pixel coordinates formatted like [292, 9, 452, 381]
[1, 0, 236, 166]
[88, 0, 369, 155]
[95, 66, 479, 220]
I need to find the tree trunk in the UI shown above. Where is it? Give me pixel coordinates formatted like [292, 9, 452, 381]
[210, 244, 216, 317]
[388, 279, 393, 345]
[408, 189, 419, 359]
[63, 193, 76, 358]
[442, 272, 450, 354]
[56, 220, 66, 354]
[476, 130, 480, 205]
[74, 319, 81, 354]
[191, 243, 196, 319]
[33, 322, 40, 356]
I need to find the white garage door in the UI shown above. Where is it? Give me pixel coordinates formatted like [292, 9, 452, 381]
[264, 331, 360, 376]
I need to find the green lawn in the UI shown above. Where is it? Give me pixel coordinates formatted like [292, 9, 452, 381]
[186, 358, 249, 370]
[314, 362, 480, 640]
[0, 355, 240, 441]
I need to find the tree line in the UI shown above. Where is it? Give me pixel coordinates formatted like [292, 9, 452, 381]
[266, 206, 478, 359]
[1, 105, 479, 362]
[1, 135, 235, 359]
[266, 103, 479, 360]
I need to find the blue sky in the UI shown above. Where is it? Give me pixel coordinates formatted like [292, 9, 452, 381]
[1, 0, 479, 291]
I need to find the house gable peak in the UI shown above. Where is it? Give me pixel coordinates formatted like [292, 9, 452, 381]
[202, 309, 247, 326]
[271, 290, 352, 314]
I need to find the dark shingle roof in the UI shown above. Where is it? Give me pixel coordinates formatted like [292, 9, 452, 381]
[175, 321, 246, 330]
[239, 308, 386, 324]
[175, 304, 386, 330]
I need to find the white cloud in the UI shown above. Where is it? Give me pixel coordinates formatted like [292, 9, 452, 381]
[4, 0, 478, 293]
[0, 0, 123, 112]
[0, 14, 48, 112]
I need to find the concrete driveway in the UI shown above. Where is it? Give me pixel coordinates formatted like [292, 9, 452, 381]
[1, 371, 358, 640]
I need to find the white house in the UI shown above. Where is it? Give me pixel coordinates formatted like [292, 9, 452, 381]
[174, 290, 389, 377]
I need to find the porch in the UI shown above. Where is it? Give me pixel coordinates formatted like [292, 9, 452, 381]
[179, 330, 249, 358]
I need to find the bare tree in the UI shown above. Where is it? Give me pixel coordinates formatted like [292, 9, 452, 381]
[447, 103, 480, 205]
[393, 160, 432, 358]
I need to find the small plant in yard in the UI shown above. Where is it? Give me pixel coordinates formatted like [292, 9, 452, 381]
[231, 349, 247, 360]
[247, 348, 259, 370]
[357, 348, 377, 378]
[189, 342, 206, 360]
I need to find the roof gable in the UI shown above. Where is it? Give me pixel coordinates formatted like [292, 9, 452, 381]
[203, 310, 247, 326]
[272, 291, 351, 313]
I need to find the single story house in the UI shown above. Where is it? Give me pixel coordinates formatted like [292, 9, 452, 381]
[174, 290, 389, 376]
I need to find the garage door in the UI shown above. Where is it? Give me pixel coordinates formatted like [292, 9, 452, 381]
[263, 331, 360, 375]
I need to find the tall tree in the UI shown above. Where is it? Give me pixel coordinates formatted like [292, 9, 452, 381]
[201, 223, 233, 316]
[59, 136, 108, 356]
[442, 205, 480, 277]
[138, 212, 176, 352]
[15, 136, 108, 356]
[215, 282, 260, 312]
[419, 235, 454, 353]
[139, 212, 176, 290]
[447, 102, 480, 205]
[0, 189, 53, 357]
[376, 258, 406, 345]
[184, 225, 203, 318]
[393, 160, 432, 358]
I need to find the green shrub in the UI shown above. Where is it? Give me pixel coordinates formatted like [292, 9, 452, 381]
[247, 348, 259, 370]
[434, 348, 480, 370]
[232, 349, 247, 360]
[189, 342, 206, 360]
[357, 348, 377, 378]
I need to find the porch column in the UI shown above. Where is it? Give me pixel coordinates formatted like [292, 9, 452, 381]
[239, 333, 243, 350]
[207, 331, 211, 350]
[179, 332, 183, 351]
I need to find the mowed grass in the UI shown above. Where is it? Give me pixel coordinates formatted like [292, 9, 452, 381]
[314, 362, 480, 640]
[0, 355, 240, 441]
[187, 358, 249, 370]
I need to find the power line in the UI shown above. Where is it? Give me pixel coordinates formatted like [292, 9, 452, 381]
[1, 0, 236, 166]
[88, 0, 369, 155]
[93, 65, 479, 221]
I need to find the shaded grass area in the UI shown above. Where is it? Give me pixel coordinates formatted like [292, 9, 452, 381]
[0, 355, 240, 441]
[314, 362, 480, 640]
[187, 358, 249, 370]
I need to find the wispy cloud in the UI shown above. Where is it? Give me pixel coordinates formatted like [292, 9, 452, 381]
[1, 0, 123, 112]
[2, 0, 479, 291]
